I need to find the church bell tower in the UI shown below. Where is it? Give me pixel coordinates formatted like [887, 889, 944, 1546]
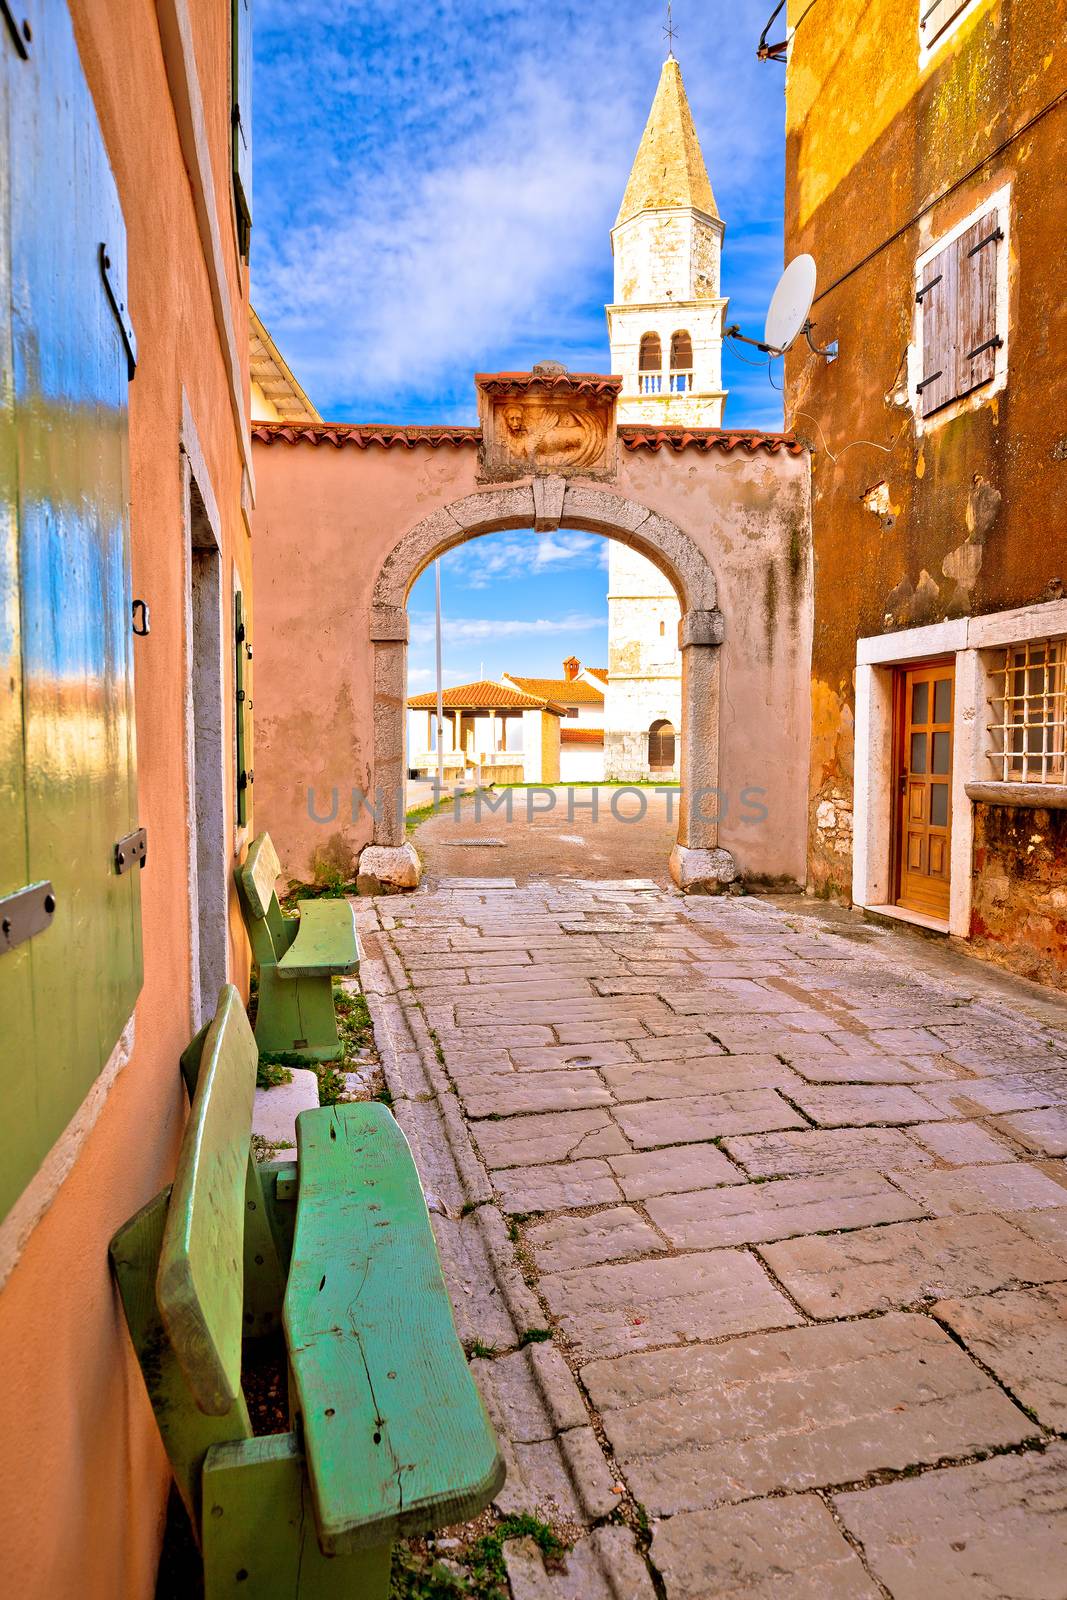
[607, 55, 727, 426]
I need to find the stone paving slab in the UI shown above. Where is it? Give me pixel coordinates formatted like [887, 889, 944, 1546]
[908, 1119, 1015, 1165]
[542, 1249, 800, 1359]
[608, 1143, 745, 1200]
[786, 1083, 953, 1126]
[834, 1442, 1067, 1598]
[613, 1089, 806, 1149]
[788, 1054, 956, 1082]
[505, 1527, 657, 1600]
[722, 1126, 935, 1177]
[645, 1171, 923, 1250]
[602, 1056, 802, 1100]
[456, 1069, 613, 1119]
[761, 1212, 1067, 1317]
[649, 1496, 883, 1599]
[473, 1109, 630, 1168]
[492, 1159, 622, 1214]
[935, 1282, 1067, 1427]
[891, 1161, 1067, 1215]
[527, 1206, 666, 1274]
[584, 1314, 1036, 1514]
[991, 1105, 1067, 1155]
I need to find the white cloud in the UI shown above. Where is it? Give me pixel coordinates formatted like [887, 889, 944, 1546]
[443, 529, 608, 588]
[408, 611, 604, 648]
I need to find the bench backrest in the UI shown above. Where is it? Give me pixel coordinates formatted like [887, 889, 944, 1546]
[236, 831, 297, 967]
[156, 984, 260, 1415]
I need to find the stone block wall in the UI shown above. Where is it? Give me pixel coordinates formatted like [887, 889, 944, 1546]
[970, 805, 1067, 991]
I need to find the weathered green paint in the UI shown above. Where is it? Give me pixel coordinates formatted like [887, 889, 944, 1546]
[0, 0, 143, 1224]
[235, 591, 249, 828]
[111, 1000, 499, 1592]
[284, 1103, 505, 1555]
[277, 898, 361, 977]
[237, 833, 361, 1062]
[157, 986, 277, 1415]
[109, 1189, 253, 1534]
[202, 1435, 390, 1600]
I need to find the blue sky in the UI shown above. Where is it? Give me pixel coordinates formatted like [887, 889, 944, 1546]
[252, 0, 787, 689]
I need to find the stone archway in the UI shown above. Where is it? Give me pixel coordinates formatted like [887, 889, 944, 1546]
[360, 478, 737, 894]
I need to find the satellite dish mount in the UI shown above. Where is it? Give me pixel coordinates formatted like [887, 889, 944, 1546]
[725, 254, 838, 363]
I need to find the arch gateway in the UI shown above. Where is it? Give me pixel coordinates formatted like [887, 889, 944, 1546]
[250, 367, 812, 895]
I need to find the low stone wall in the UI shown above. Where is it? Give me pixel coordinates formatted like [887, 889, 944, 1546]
[970, 804, 1067, 991]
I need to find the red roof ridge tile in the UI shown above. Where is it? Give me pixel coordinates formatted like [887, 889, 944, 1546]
[252, 421, 480, 449]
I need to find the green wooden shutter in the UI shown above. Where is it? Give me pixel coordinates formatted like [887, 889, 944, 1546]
[232, 0, 252, 258]
[0, 0, 143, 1221]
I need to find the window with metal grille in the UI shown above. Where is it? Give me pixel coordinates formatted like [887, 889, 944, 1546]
[669, 330, 693, 393]
[916, 206, 1004, 418]
[639, 333, 662, 394]
[986, 638, 1067, 784]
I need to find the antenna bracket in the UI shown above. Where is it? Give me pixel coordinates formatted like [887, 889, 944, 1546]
[802, 320, 838, 363]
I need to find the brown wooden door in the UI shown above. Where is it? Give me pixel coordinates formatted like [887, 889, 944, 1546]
[895, 662, 954, 920]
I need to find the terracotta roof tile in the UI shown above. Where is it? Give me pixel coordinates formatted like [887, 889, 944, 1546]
[406, 680, 560, 711]
[561, 727, 605, 745]
[619, 425, 804, 455]
[586, 667, 609, 684]
[475, 371, 622, 397]
[505, 675, 605, 704]
[252, 422, 479, 449]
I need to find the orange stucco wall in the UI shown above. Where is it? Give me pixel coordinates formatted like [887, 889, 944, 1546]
[785, 0, 1067, 978]
[250, 429, 812, 886]
[0, 4, 253, 1596]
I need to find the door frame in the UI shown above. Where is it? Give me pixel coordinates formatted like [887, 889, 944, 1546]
[890, 656, 955, 919]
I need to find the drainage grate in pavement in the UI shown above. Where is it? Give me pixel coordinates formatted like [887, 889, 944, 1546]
[437, 838, 507, 847]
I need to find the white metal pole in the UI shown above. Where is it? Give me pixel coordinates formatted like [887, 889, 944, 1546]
[434, 558, 444, 801]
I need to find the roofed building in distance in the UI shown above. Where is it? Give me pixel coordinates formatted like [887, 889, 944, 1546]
[249, 307, 321, 424]
[406, 679, 564, 786]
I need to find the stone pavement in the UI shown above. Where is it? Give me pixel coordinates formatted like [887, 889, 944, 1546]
[356, 879, 1067, 1598]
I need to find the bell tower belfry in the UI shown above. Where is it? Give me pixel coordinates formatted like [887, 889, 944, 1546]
[607, 56, 727, 426]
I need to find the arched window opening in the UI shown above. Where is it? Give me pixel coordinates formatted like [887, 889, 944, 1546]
[639, 333, 662, 394]
[648, 718, 676, 772]
[670, 331, 693, 394]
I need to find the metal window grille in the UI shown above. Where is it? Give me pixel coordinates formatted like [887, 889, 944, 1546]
[986, 637, 1067, 783]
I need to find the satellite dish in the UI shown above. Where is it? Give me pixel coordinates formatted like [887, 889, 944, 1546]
[764, 255, 818, 354]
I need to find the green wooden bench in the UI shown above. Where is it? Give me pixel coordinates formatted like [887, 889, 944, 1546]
[109, 985, 504, 1598]
[237, 832, 361, 1062]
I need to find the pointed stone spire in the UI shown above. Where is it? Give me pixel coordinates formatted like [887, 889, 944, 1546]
[616, 57, 718, 227]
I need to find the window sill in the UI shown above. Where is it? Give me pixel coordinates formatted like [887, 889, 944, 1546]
[966, 781, 1067, 810]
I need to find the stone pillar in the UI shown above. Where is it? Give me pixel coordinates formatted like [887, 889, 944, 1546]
[671, 609, 737, 893]
[359, 608, 420, 892]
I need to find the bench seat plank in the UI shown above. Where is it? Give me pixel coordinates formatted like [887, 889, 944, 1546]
[276, 899, 361, 979]
[283, 1104, 504, 1554]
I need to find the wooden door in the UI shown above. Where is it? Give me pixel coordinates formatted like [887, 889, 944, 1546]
[895, 662, 954, 919]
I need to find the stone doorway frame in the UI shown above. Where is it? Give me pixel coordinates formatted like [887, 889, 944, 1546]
[362, 477, 736, 894]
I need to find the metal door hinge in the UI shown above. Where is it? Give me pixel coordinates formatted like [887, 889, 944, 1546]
[1, 3, 31, 57]
[114, 827, 148, 875]
[1, 881, 55, 955]
[100, 243, 137, 379]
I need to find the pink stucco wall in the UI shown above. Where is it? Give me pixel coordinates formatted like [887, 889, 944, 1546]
[251, 429, 811, 886]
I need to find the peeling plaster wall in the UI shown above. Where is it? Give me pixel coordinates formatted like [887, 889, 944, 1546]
[971, 806, 1067, 991]
[785, 0, 1067, 974]
[250, 438, 811, 884]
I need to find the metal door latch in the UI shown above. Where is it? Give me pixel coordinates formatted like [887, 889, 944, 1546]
[0, 3, 31, 57]
[1, 882, 55, 955]
[114, 828, 148, 875]
[100, 243, 138, 379]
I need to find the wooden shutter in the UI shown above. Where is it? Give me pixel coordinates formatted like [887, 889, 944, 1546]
[235, 591, 252, 827]
[1, 0, 142, 1220]
[232, 0, 253, 257]
[956, 214, 1001, 396]
[919, 0, 971, 46]
[648, 722, 676, 771]
[916, 237, 957, 417]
